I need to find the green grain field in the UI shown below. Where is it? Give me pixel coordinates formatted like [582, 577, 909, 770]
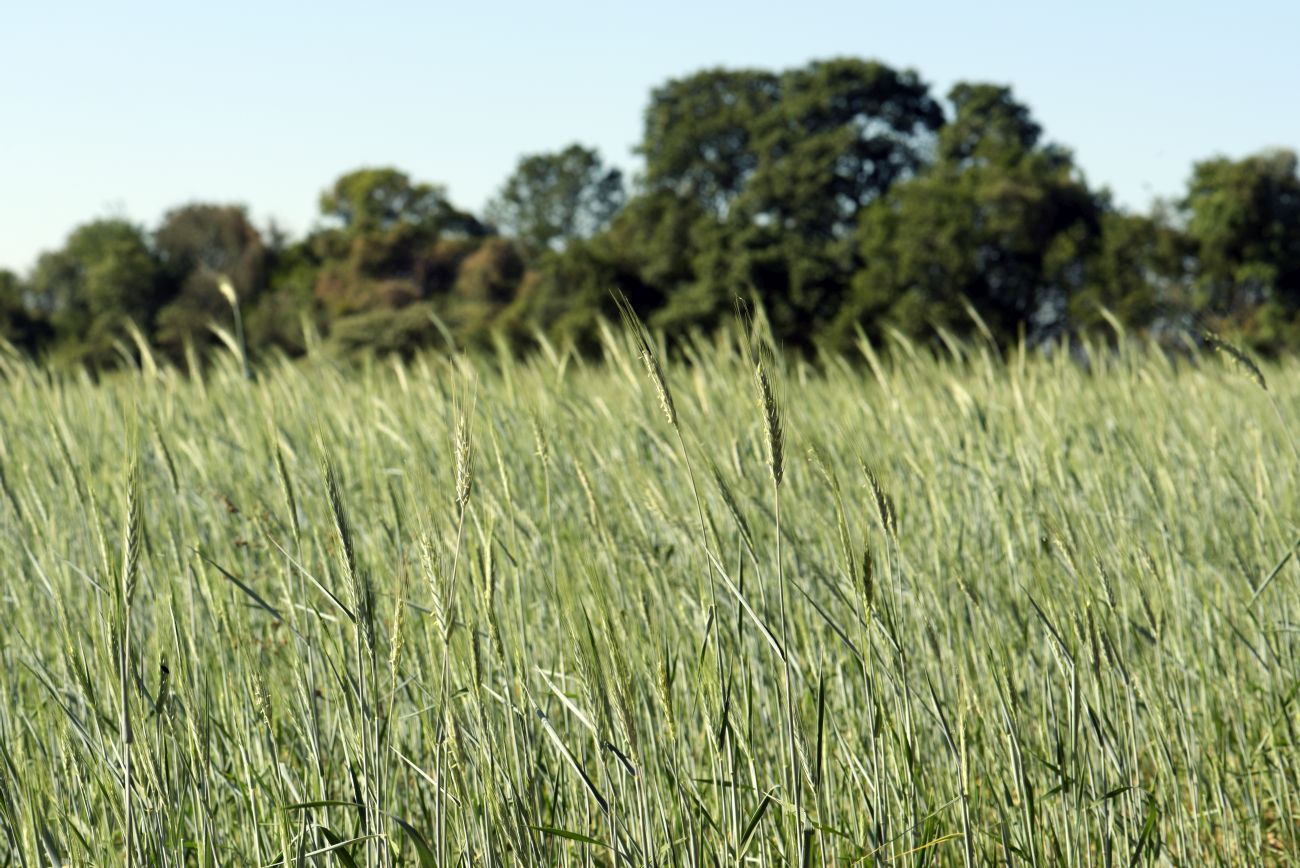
[0, 325, 1297, 865]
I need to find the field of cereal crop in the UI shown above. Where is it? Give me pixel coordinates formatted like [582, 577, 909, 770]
[1, 328, 1298, 864]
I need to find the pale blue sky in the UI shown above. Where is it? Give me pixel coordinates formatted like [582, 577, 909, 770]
[2, 1, 1296, 273]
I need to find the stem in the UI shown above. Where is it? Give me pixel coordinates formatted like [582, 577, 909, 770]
[774, 485, 801, 864]
[121, 618, 134, 864]
[231, 300, 250, 381]
[673, 427, 739, 854]
[436, 503, 468, 864]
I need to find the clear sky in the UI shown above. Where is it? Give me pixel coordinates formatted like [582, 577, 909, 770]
[2, 0, 1296, 274]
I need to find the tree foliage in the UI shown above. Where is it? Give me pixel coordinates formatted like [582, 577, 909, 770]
[536, 58, 947, 344]
[486, 144, 625, 252]
[153, 203, 268, 351]
[311, 167, 492, 316]
[0, 270, 49, 352]
[1182, 149, 1300, 344]
[1072, 208, 1191, 335]
[640, 68, 782, 215]
[319, 167, 484, 236]
[2, 58, 1298, 367]
[27, 219, 161, 357]
[840, 84, 1103, 345]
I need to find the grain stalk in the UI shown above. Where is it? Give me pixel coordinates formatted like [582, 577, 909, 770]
[614, 291, 749, 852]
[323, 452, 384, 866]
[433, 395, 474, 864]
[119, 455, 142, 863]
[754, 351, 803, 864]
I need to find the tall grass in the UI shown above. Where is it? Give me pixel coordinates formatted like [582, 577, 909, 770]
[0, 328, 1298, 864]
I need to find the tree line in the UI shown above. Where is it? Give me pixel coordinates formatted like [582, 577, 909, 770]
[3, 57, 1299, 367]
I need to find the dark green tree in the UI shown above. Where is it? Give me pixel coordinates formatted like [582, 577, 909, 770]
[940, 83, 1049, 166]
[152, 203, 268, 352]
[486, 144, 625, 252]
[27, 219, 162, 356]
[0, 270, 21, 326]
[640, 68, 782, 215]
[453, 238, 527, 305]
[0, 269, 50, 353]
[744, 58, 945, 239]
[1071, 207, 1192, 335]
[708, 60, 946, 338]
[839, 83, 1103, 345]
[1182, 148, 1300, 345]
[320, 167, 485, 237]
[567, 58, 945, 342]
[312, 167, 488, 315]
[244, 226, 324, 356]
[155, 203, 266, 291]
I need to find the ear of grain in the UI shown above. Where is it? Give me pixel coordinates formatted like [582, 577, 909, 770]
[614, 289, 677, 429]
[1202, 331, 1267, 390]
[454, 409, 474, 510]
[861, 462, 896, 540]
[122, 456, 142, 606]
[273, 440, 300, 544]
[754, 359, 783, 487]
[323, 454, 375, 655]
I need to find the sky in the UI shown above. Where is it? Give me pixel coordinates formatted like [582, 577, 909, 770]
[2, 0, 1297, 274]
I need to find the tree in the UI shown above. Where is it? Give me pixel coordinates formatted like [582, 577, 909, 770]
[639, 68, 782, 216]
[743, 58, 945, 239]
[638, 59, 942, 235]
[1071, 208, 1192, 336]
[155, 203, 266, 292]
[940, 83, 1049, 167]
[312, 167, 491, 316]
[320, 167, 485, 237]
[517, 190, 705, 343]
[152, 203, 268, 351]
[453, 238, 527, 305]
[610, 58, 945, 342]
[0, 269, 50, 353]
[1182, 149, 1300, 341]
[0, 270, 25, 337]
[486, 144, 625, 252]
[237, 222, 323, 355]
[839, 83, 1103, 345]
[28, 219, 161, 349]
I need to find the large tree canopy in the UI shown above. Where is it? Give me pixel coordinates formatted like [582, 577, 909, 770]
[551, 57, 949, 342]
[639, 68, 782, 216]
[28, 219, 161, 345]
[1183, 149, 1300, 322]
[319, 167, 486, 237]
[742, 59, 944, 239]
[152, 204, 268, 350]
[839, 83, 1103, 344]
[0, 269, 49, 352]
[1070, 208, 1191, 335]
[486, 144, 625, 252]
[155, 203, 266, 292]
[940, 83, 1048, 166]
[311, 167, 490, 315]
[638, 59, 942, 234]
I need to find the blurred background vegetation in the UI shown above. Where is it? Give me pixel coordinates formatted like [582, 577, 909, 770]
[4, 57, 1298, 368]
